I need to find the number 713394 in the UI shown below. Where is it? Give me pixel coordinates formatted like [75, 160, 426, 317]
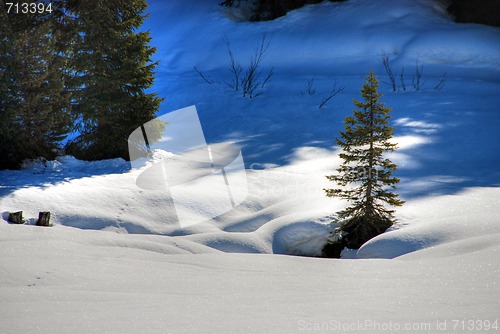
[6, 2, 53, 14]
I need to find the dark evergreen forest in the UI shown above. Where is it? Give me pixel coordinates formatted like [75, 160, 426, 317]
[0, 0, 162, 169]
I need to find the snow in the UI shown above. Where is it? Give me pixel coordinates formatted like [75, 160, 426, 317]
[1, 0, 500, 332]
[1, 226, 498, 333]
[357, 187, 500, 259]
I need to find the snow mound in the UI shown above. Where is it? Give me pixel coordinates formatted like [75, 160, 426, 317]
[260, 219, 331, 256]
[356, 188, 500, 259]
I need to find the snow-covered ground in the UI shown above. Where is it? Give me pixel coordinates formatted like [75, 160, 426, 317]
[1, 0, 500, 332]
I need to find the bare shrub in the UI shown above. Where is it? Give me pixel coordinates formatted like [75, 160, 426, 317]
[301, 78, 316, 96]
[224, 34, 273, 98]
[381, 51, 396, 92]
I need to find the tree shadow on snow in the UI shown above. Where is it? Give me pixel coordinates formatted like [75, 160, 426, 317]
[0, 159, 131, 197]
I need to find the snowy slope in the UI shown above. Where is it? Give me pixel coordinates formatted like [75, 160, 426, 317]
[1, 227, 498, 334]
[1, 0, 500, 332]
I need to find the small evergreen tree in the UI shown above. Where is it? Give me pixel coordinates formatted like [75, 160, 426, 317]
[324, 71, 404, 249]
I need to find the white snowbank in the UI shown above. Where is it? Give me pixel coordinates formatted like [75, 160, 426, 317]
[356, 187, 500, 259]
[1, 224, 498, 334]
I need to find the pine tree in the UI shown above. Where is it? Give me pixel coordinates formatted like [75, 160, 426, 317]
[324, 71, 404, 249]
[63, 0, 163, 161]
[0, 5, 71, 169]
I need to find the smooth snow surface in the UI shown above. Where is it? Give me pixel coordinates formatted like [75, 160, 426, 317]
[1, 0, 499, 332]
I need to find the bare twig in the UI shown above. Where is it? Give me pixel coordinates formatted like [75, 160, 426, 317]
[319, 83, 344, 109]
[194, 66, 216, 84]
[224, 36, 242, 91]
[382, 51, 396, 92]
[399, 67, 406, 91]
[261, 67, 273, 88]
[413, 60, 424, 91]
[301, 78, 316, 96]
[241, 33, 271, 97]
[435, 72, 447, 92]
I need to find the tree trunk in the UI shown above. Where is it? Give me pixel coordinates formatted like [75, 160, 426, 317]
[8, 211, 24, 224]
[36, 211, 51, 227]
[321, 241, 344, 258]
[365, 101, 375, 207]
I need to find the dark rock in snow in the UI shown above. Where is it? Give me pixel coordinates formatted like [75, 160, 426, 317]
[220, 0, 347, 21]
[448, 0, 500, 27]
